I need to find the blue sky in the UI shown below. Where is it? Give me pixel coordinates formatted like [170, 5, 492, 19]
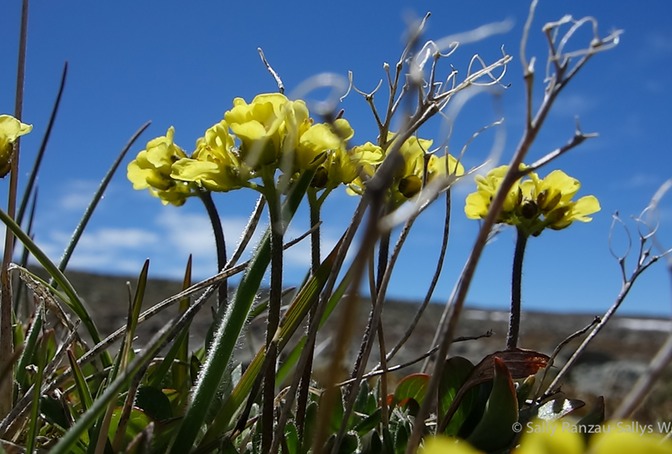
[1, 1, 671, 317]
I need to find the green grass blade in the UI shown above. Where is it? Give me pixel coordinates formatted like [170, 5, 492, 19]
[275, 268, 351, 385]
[117, 260, 149, 372]
[67, 349, 94, 412]
[169, 169, 315, 454]
[16, 63, 67, 229]
[14, 306, 44, 390]
[49, 282, 217, 454]
[0, 208, 109, 367]
[25, 330, 51, 454]
[198, 238, 341, 448]
[150, 256, 193, 391]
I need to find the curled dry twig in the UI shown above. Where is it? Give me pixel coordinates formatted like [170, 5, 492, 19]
[406, 2, 621, 451]
[544, 207, 672, 398]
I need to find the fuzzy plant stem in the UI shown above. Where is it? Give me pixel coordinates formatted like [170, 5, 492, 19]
[261, 177, 284, 453]
[295, 188, 321, 440]
[198, 191, 228, 312]
[507, 228, 529, 350]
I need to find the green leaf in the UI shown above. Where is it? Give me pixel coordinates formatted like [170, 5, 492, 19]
[393, 373, 429, 410]
[135, 386, 173, 421]
[328, 387, 345, 435]
[41, 394, 73, 431]
[284, 421, 299, 454]
[301, 401, 318, 454]
[354, 380, 374, 415]
[466, 358, 519, 452]
[576, 396, 605, 442]
[353, 408, 381, 436]
[438, 356, 476, 435]
[324, 431, 358, 454]
[394, 423, 409, 454]
[517, 375, 536, 408]
[109, 407, 152, 448]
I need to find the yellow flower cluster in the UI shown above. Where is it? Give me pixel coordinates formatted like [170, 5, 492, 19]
[464, 165, 600, 236]
[348, 132, 464, 207]
[0, 114, 33, 178]
[128, 92, 465, 206]
[127, 93, 377, 205]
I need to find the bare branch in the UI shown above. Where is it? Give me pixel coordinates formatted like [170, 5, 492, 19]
[257, 47, 285, 94]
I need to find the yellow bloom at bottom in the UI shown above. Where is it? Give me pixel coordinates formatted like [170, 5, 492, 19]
[514, 420, 672, 454]
[421, 436, 481, 454]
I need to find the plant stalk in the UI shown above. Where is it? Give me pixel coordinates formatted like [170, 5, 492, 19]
[198, 191, 228, 312]
[507, 228, 528, 350]
[295, 188, 321, 440]
[261, 176, 284, 453]
[0, 0, 30, 419]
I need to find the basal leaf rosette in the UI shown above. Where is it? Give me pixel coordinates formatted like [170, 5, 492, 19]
[464, 165, 600, 236]
[127, 126, 198, 206]
[0, 114, 33, 177]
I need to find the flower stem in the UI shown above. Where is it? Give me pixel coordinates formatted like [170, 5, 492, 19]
[261, 174, 283, 453]
[507, 228, 528, 350]
[295, 188, 320, 440]
[198, 191, 228, 311]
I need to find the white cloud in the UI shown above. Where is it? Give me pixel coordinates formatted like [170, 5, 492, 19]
[25, 227, 159, 274]
[58, 180, 101, 211]
[617, 173, 662, 190]
[646, 31, 672, 56]
[75, 227, 159, 250]
[550, 92, 596, 117]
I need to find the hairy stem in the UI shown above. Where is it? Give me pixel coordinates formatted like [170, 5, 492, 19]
[261, 177, 283, 453]
[295, 188, 321, 440]
[507, 228, 528, 350]
[198, 191, 228, 312]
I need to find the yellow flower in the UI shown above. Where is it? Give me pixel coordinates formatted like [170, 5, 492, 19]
[297, 118, 354, 171]
[514, 420, 584, 454]
[295, 118, 361, 188]
[420, 436, 481, 454]
[127, 126, 196, 206]
[465, 165, 520, 221]
[513, 419, 672, 454]
[590, 421, 672, 454]
[0, 114, 33, 177]
[464, 165, 599, 236]
[387, 132, 465, 205]
[344, 142, 386, 194]
[224, 92, 311, 170]
[171, 120, 246, 192]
